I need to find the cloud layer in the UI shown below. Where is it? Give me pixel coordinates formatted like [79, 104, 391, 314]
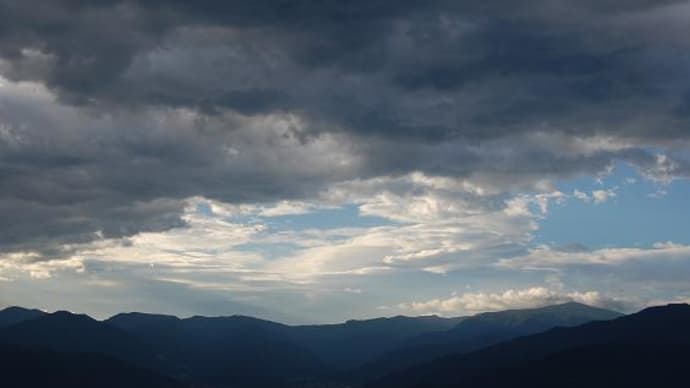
[1, 0, 690, 256]
[395, 286, 632, 315]
[0, 0, 689, 320]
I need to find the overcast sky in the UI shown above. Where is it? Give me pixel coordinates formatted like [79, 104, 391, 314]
[1, 0, 689, 323]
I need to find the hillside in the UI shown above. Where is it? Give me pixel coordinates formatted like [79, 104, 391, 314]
[372, 304, 690, 388]
[358, 302, 622, 378]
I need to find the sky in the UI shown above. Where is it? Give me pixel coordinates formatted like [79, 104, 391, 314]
[1, 0, 690, 323]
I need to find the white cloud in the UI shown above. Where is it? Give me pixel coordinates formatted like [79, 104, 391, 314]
[592, 189, 616, 204]
[638, 154, 679, 184]
[572, 188, 616, 204]
[395, 287, 629, 315]
[498, 242, 690, 269]
[268, 176, 552, 277]
[573, 189, 591, 202]
[0, 251, 84, 280]
[257, 201, 315, 217]
[0, 173, 546, 289]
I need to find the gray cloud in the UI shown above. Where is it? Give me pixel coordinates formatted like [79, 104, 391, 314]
[0, 0, 689, 258]
[1, 0, 689, 140]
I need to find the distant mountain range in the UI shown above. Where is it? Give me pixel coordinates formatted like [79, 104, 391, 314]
[0, 310, 162, 370]
[0, 302, 686, 388]
[356, 301, 622, 379]
[371, 304, 690, 388]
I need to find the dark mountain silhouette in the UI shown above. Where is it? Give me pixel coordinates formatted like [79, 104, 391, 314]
[0, 310, 162, 369]
[371, 303, 690, 388]
[289, 315, 464, 369]
[0, 302, 643, 388]
[358, 302, 622, 378]
[0, 306, 46, 328]
[0, 344, 184, 388]
[463, 342, 689, 388]
[107, 312, 464, 374]
[105, 312, 188, 363]
[107, 313, 324, 386]
[107, 304, 618, 385]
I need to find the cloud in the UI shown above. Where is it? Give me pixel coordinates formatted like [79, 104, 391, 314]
[592, 189, 617, 204]
[0, 251, 84, 280]
[0, 173, 544, 285]
[0, 81, 362, 256]
[573, 190, 591, 202]
[499, 242, 690, 269]
[572, 188, 617, 204]
[635, 154, 685, 184]
[4, 1, 690, 148]
[1, 40, 688, 258]
[0, 0, 689, 321]
[3, 1, 690, 143]
[395, 286, 632, 315]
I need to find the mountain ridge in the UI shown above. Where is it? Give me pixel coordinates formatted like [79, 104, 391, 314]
[0, 302, 631, 387]
[0, 306, 46, 328]
[371, 303, 690, 388]
[356, 301, 622, 379]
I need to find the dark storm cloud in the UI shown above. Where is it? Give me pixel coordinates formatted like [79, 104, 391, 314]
[1, 0, 689, 140]
[0, 0, 689, 256]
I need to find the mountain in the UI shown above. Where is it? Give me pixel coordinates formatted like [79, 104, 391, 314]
[289, 315, 465, 369]
[0, 310, 162, 369]
[0, 344, 184, 388]
[372, 303, 690, 388]
[106, 311, 463, 384]
[0, 303, 635, 388]
[0, 306, 46, 328]
[107, 313, 324, 386]
[358, 302, 622, 378]
[462, 342, 689, 388]
[105, 312, 185, 361]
